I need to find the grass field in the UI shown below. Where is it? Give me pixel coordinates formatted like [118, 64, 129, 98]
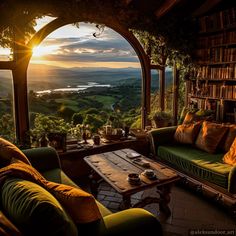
[86, 95, 116, 109]
[55, 98, 79, 111]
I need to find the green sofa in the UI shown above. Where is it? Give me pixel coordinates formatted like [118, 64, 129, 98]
[0, 146, 162, 236]
[148, 126, 236, 196]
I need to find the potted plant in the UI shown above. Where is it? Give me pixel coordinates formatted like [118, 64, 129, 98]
[30, 113, 71, 151]
[149, 110, 173, 128]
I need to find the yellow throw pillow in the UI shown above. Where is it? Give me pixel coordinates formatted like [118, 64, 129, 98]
[223, 137, 236, 165]
[0, 138, 31, 168]
[195, 121, 228, 154]
[174, 122, 201, 144]
[46, 182, 102, 224]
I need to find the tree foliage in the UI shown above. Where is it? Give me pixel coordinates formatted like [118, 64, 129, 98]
[0, 114, 15, 142]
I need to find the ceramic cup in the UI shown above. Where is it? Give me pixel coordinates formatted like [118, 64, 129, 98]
[128, 173, 140, 183]
[144, 169, 155, 178]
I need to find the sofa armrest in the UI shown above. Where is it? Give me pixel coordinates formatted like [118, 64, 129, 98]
[147, 126, 177, 156]
[228, 165, 236, 194]
[22, 147, 61, 173]
[78, 208, 162, 235]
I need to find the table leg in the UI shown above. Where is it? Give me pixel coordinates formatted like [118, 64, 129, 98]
[121, 195, 131, 209]
[89, 170, 101, 198]
[157, 184, 171, 217]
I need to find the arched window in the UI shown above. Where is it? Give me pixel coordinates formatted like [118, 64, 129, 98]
[28, 20, 143, 144]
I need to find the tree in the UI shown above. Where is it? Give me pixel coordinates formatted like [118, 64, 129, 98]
[0, 114, 15, 142]
[72, 113, 83, 125]
[57, 106, 75, 122]
[83, 114, 104, 133]
[84, 108, 100, 115]
[30, 113, 70, 139]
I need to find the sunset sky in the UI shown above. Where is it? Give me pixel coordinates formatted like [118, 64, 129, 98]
[0, 16, 141, 68]
[31, 17, 141, 68]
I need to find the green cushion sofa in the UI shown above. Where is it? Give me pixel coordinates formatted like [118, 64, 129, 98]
[148, 126, 236, 214]
[0, 146, 162, 236]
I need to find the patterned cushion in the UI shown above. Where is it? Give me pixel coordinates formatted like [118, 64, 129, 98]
[223, 137, 236, 165]
[174, 122, 201, 145]
[195, 121, 228, 154]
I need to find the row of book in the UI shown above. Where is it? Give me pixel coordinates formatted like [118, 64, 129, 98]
[199, 7, 236, 32]
[190, 83, 236, 100]
[189, 97, 222, 121]
[221, 85, 236, 99]
[195, 65, 236, 79]
[195, 48, 236, 63]
[198, 31, 236, 48]
[189, 98, 236, 122]
[211, 47, 236, 62]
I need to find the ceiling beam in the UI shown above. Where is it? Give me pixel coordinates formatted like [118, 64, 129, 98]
[155, 0, 181, 20]
[192, 0, 222, 17]
[121, 0, 133, 6]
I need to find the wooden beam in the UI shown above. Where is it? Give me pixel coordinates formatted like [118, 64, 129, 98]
[150, 64, 164, 70]
[185, 80, 191, 107]
[172, 64, 179, 125]
[192, 0, 222, 17]
[155, 0, 181, 20]
[0, 61, 15, 70]
[142, 63, 151, 128]
[159, 68, 165, 111]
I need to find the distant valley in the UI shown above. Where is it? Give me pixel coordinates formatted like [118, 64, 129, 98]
[0, 64, 173, 96]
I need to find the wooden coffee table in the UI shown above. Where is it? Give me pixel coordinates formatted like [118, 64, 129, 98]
[84, 148, 180, 216]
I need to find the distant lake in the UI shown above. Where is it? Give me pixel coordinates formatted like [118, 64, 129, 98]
[36, 82, 111, 95]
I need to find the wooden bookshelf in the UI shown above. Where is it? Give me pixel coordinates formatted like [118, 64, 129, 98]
[189, 6, 236, 123]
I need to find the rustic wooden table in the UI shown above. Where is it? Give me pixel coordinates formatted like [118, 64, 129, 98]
[59, 138, 149, 180]
[84, 148, 180, 216]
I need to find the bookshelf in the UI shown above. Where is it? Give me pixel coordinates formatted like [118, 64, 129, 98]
[189, 6, 236, 123]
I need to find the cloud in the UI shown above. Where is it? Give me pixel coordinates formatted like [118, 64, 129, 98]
[39, 37, 139, 63]
[32, 23, 140, 65]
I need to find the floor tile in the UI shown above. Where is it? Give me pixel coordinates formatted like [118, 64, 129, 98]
[95, 181, 236, 235]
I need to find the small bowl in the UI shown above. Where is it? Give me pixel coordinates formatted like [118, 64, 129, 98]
[127, 173, 140, 184]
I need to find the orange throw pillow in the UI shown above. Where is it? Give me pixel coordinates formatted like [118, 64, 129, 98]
[46, 182, 102, 224]
[182, 112, 195, 124]
[223, 125, 236, 152]
[183, 111, 214, 125]
[195, 121, 228, 154]
[223, 137, 236, 165]
[174, 122, 201, 144]
[0, 138, 31, 168]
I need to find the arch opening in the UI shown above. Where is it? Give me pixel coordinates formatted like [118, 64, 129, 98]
[27, 20, 150, 145]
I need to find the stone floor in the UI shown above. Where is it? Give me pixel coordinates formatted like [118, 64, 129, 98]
[87, 181, 236, 236]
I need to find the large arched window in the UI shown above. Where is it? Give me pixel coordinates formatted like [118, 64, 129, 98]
[27, 20, 143, 143]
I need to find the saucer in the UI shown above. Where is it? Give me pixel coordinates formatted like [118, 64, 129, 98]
[127, 177, 141, 185]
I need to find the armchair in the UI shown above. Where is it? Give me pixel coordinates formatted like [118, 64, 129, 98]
[19, 147, 163, 235]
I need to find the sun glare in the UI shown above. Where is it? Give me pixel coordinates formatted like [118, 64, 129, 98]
[32, 45, 58, 57]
